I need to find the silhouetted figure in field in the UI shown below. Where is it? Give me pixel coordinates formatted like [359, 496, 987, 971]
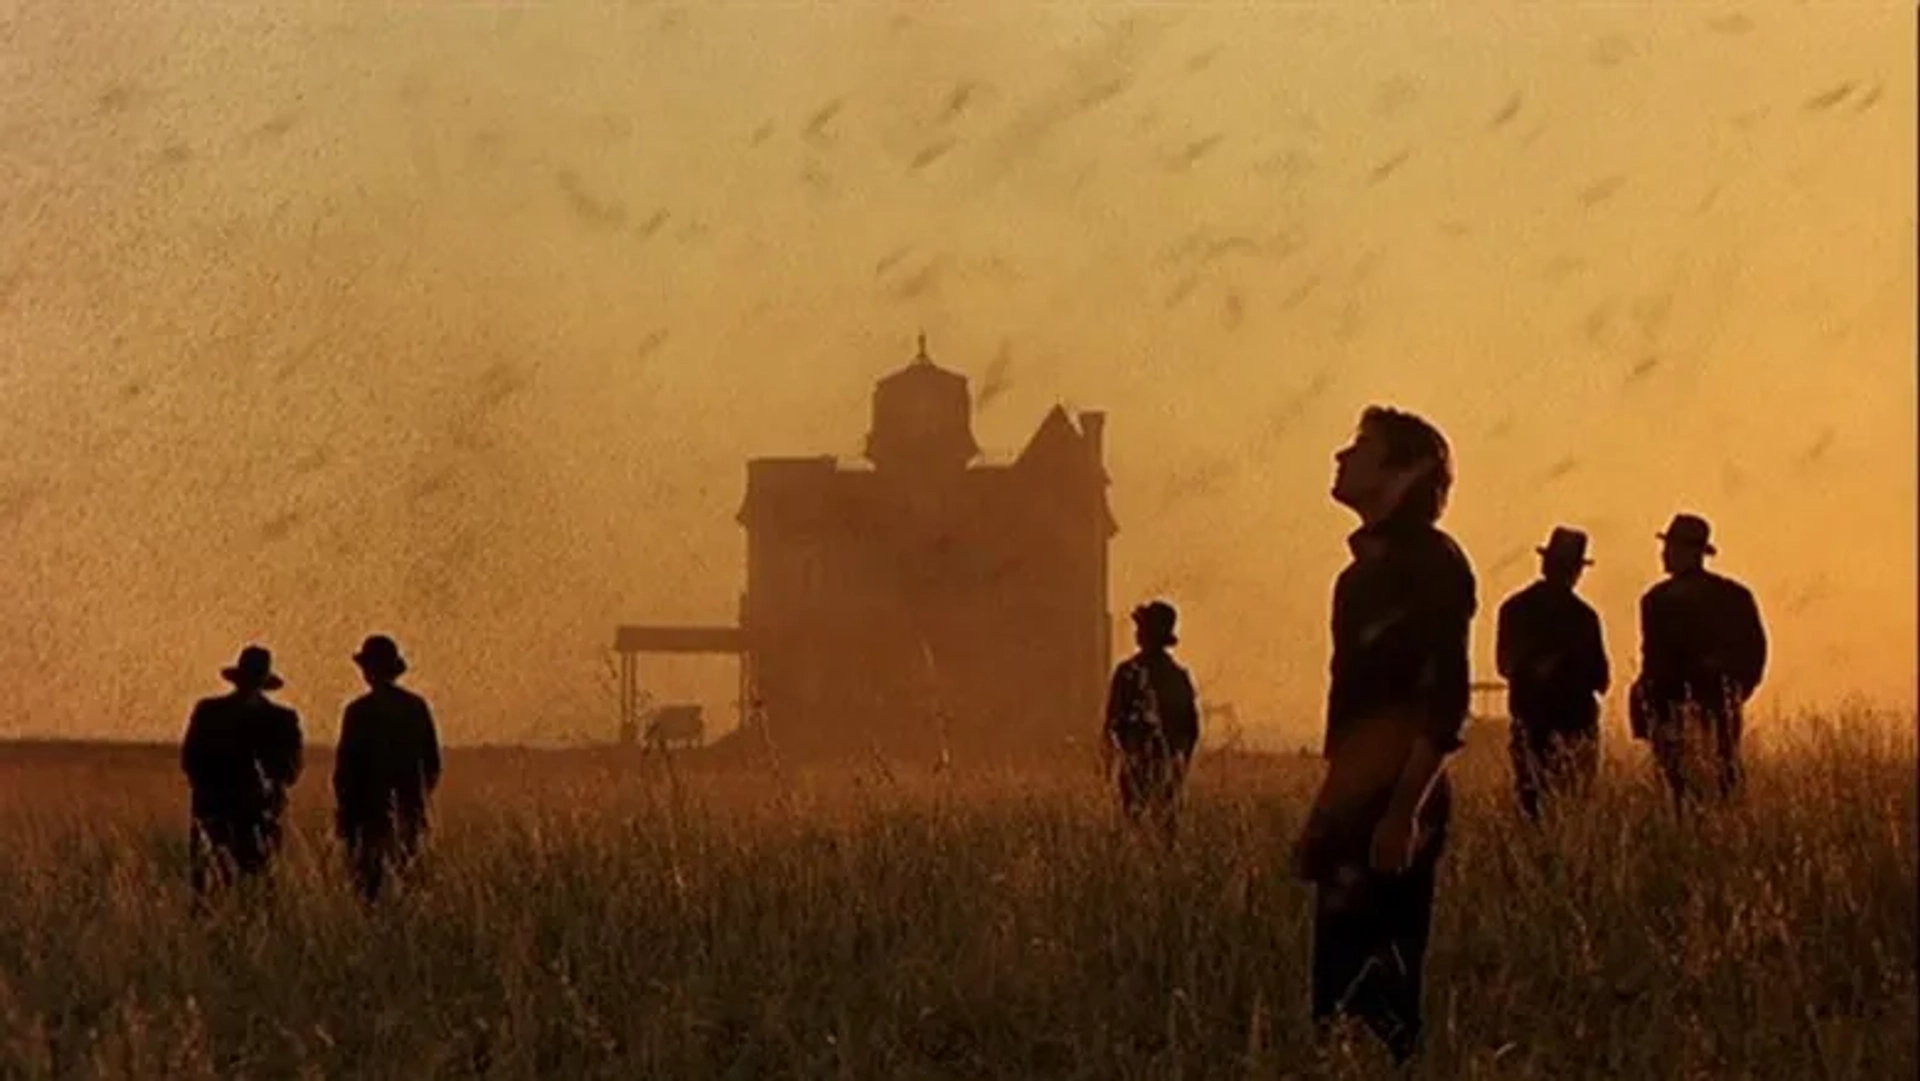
[1102, 600, 1200, 839]
[1495, 527, 1610, 822]
[1629, 514, 1767, 810]
[1291, 406, 1476, 1066]
[180, 645, 304, 906]
[333, 635, 443, 902]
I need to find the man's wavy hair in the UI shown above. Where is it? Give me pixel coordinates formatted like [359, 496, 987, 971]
[1361, 405, 1453, 523]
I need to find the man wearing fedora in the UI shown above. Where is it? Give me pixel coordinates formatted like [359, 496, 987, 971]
[1495, 526, 1611, 821]
[1291, 405, 1477, 1066]
[333, 635, 443, 902]
[1102, 599, 1200, 837]
[1631, 513, 1768, 808]
[180, 644, 305, 903]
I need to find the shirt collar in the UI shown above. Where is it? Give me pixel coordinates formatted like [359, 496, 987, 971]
[1346, 513, 1429, 559]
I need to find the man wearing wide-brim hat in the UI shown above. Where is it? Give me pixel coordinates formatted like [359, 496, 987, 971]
[1494, 526, 1611, 822]
[1630, 513, 1768, 809]
[333, 634, 443, 902]
[1102, 599, 1201, 838]
[179, 644, 305, 904]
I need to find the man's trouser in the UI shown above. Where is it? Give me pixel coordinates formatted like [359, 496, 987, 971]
[1650, 700, 1744, 805]
[1310, 778, 1452, 1065]
[1508, 716, 1599, 821]
[1114, 736, 1189, 833]
[190, 813, 277, 900]
[341, 814, 426, 902]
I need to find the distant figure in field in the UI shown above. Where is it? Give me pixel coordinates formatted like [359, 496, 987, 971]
[1630, 514, 1767, 809]
[1495, 526, 1610, 821]
[1291, 405, 1476, 1066]
[180, 644, 304, 905]
[1102, 600, 1200, 838]
[333, 635, 443, 902]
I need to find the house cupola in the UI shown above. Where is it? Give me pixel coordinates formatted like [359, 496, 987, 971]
[862, 333, 980, 474]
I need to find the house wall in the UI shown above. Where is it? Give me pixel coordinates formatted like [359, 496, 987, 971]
[738, 420, 1112, 761]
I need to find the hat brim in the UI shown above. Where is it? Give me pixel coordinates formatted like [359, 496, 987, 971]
[1536, 546, 1595, 565]
[222, 667, 285, 691]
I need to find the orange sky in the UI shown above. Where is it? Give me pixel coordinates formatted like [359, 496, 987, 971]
[1, 3, 1912, 748]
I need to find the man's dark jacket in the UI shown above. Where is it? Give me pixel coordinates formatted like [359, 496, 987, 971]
[1308, 513, 1477, 871]
[1105, 650, 1200, 756]
[181, 692, 303, 825]
[1635, 568, 1767, 728]
[333, 684, 443, 837]
[1325, 516, 1477, 755]
[1496, 579, 1609, 730]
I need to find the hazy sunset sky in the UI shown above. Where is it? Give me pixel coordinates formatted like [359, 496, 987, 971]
[1, 3, 1912, 748]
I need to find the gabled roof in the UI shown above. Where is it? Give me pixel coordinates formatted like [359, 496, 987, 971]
[1013, 405, 1117, 537]
[1015, 404, 1081, 468]
[736, 403, 1116, 538]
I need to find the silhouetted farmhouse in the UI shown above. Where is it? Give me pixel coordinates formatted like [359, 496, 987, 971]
[614, 337, 1115, 761]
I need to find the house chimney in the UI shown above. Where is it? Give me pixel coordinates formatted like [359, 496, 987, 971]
[1080, 410, 1106, 471]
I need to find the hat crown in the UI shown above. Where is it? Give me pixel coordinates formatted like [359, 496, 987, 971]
[1663, 513, 1713, 545]
[222, 644, 283, 689]
[1132, 600, 1177, 626]
[1536, 526, 1592, 564]
[357, 635, 400, 659]
[354, 634, 408, 676]
[1545, 526, 1586, 550]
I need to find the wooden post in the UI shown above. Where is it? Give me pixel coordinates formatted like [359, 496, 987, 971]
[619, 651, 638, 744]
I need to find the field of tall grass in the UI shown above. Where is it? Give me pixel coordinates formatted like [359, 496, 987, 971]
[0, 713, 1912, 1080]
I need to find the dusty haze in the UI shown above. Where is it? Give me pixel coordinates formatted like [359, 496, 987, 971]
[1, 4, 1912, 748]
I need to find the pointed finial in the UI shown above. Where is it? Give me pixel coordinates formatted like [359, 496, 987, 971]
[915, 330, 929, 363]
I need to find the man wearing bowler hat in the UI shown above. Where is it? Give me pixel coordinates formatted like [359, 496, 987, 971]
[333, 634, 443, 901]
[1630, 513, 1768, 808]
[180, 644, 305, 904]
[1102, 599, 1200, 838]
[1495, 527, 1611, 821]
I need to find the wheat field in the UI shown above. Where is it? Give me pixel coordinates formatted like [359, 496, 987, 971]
[0, 713, 1912, 1080]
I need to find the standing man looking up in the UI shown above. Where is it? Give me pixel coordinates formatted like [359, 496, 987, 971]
[1292, 405, 1477, 1066]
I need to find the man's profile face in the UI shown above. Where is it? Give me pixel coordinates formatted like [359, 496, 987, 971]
[1332, 424, 1390, 509]
[1333, 422, 1430, 514]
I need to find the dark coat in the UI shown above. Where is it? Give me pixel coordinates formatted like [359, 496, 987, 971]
[1496, 579, 1609, 730]
[1302, 513, 1476, 876]
[1325, 516, 1478, 756]
[333, 684, 442, 837]
[1633, 568, 1767, 730]
[181, 692, 303, 825]
[1105, 649, 1199, 756]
